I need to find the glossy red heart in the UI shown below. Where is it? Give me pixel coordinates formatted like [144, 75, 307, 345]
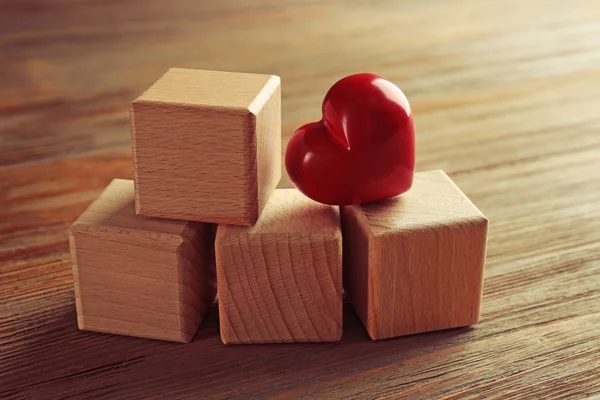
[285, 73, 415, 205]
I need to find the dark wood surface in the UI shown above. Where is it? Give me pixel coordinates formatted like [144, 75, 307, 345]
[2, 0, 600, 398]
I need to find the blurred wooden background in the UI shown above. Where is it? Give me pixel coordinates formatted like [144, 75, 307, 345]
[2, 0, 600, 398]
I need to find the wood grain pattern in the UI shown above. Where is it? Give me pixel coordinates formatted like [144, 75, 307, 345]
[130, 68, 281, 225]
[215, 188, 342, 344]
[2, 0, 600, 398]
[69, 179, 217, 343]
[342, 170, 488, 340]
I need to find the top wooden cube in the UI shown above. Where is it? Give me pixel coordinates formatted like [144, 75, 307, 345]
[130, 68, 281, 226]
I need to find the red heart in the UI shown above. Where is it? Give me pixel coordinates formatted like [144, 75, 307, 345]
[285, 73, 415, 205]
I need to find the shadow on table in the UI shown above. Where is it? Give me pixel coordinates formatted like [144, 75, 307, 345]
[3, 297, 475, 399]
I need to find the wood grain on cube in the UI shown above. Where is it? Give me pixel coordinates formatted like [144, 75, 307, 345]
[216, 189, 342, 344]
[69, 179, 217, 343]
[130, 68, 281, 226]
[342, 170, 488, 340]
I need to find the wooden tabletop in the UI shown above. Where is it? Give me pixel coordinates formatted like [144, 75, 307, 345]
[2, 1, 600, 398]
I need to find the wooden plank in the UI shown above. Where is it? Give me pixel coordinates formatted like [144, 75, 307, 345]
[2, 0, 600, 398]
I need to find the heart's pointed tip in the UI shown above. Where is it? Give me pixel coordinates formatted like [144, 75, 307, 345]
[285, 175, 416, 207]
[350, 182, 414, 207]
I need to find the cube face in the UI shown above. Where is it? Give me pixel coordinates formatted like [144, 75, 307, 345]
[255, 83, 282, 216]
[131, 103, 256, 223]
[69, 179, 217, 343]
[216, 189, 343, 344]
[371, 219, 487, 339]
[342, 170, 488, 340]
[130, 68, 281, 226]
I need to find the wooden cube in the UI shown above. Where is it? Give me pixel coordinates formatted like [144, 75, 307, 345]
[215, 189, 343, 344]
[342, 170, 488, 340]
[68, 179, 217, 343]
[130, 68, 281, 226]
